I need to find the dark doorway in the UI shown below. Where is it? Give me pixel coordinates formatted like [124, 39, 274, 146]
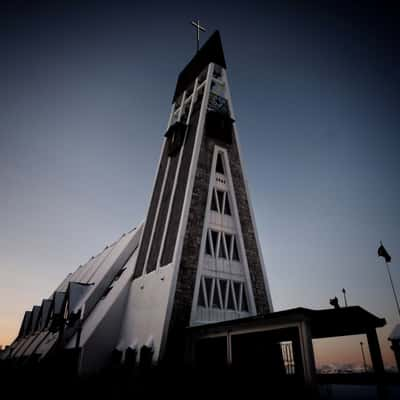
[195, 336, 227, 369]
[232, 331, 285, 376]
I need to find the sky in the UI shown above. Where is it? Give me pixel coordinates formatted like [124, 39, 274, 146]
[1, 0, 399, 369]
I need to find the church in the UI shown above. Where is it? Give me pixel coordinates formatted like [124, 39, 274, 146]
[1, 31, 388, 394]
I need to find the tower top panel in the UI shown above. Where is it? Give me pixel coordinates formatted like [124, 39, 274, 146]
[172, 30, 227, 103]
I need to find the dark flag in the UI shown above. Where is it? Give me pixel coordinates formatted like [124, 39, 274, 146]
[378, 242, 391, 263]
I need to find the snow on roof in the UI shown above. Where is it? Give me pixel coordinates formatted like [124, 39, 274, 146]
[66, 224, 143, 350]
[51, 226, 138, 294]
[80, 226, 142, 319]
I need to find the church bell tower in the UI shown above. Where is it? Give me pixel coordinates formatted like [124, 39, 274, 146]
[121, 31, 273, 364]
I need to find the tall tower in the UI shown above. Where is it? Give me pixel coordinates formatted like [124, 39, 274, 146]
[120, 31, 273, 364]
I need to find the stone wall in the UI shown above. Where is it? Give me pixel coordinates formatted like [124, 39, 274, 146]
[164, 127, 271, 362]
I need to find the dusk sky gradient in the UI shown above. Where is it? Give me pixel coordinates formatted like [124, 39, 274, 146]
[1, 1, 399, 369]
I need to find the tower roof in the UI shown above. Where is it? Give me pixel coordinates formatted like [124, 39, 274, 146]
[172, 30, 227, 103]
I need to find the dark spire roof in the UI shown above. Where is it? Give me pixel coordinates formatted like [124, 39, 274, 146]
[172, 30, 227, 103]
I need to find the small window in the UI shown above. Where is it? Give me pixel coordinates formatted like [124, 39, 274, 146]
[216, 153, 224, 174]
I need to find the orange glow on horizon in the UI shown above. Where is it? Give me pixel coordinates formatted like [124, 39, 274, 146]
[0, 321, 19, 349]
[313, 331, 396, 370]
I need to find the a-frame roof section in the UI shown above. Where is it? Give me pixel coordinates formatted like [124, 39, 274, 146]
[172, 30, 227, 103]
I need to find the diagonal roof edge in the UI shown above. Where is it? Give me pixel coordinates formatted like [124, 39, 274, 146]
[172, 30, 227, 103]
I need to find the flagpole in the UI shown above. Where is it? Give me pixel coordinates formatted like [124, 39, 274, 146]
[385, 261, 400, 318]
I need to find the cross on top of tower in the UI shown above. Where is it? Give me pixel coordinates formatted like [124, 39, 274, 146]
[191, 19, 206, 53]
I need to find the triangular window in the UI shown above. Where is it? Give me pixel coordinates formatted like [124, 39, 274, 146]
[241, 287, 249, 312]
[225, 234, 232, 258]
[216, 153, 225, 174]
[233, 282, 241, 308]
[210, 189, 218, 212]
[204, 277, 213, 307]
[227, 283, 235, 310]
[218, 233, 227, 259]
[211, 230, 219, 255]
[212, 280, 222, 309]
[198, 280, 206, 307]
[205, 232, 212, 256]
[219, 280, 228, 308]
[216, 190, 224, 213]
[232, 238, 240, 261]
[224, 193, 231, 215]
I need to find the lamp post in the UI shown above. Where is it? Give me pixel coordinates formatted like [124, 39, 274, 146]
[342, 288, 348, 307]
